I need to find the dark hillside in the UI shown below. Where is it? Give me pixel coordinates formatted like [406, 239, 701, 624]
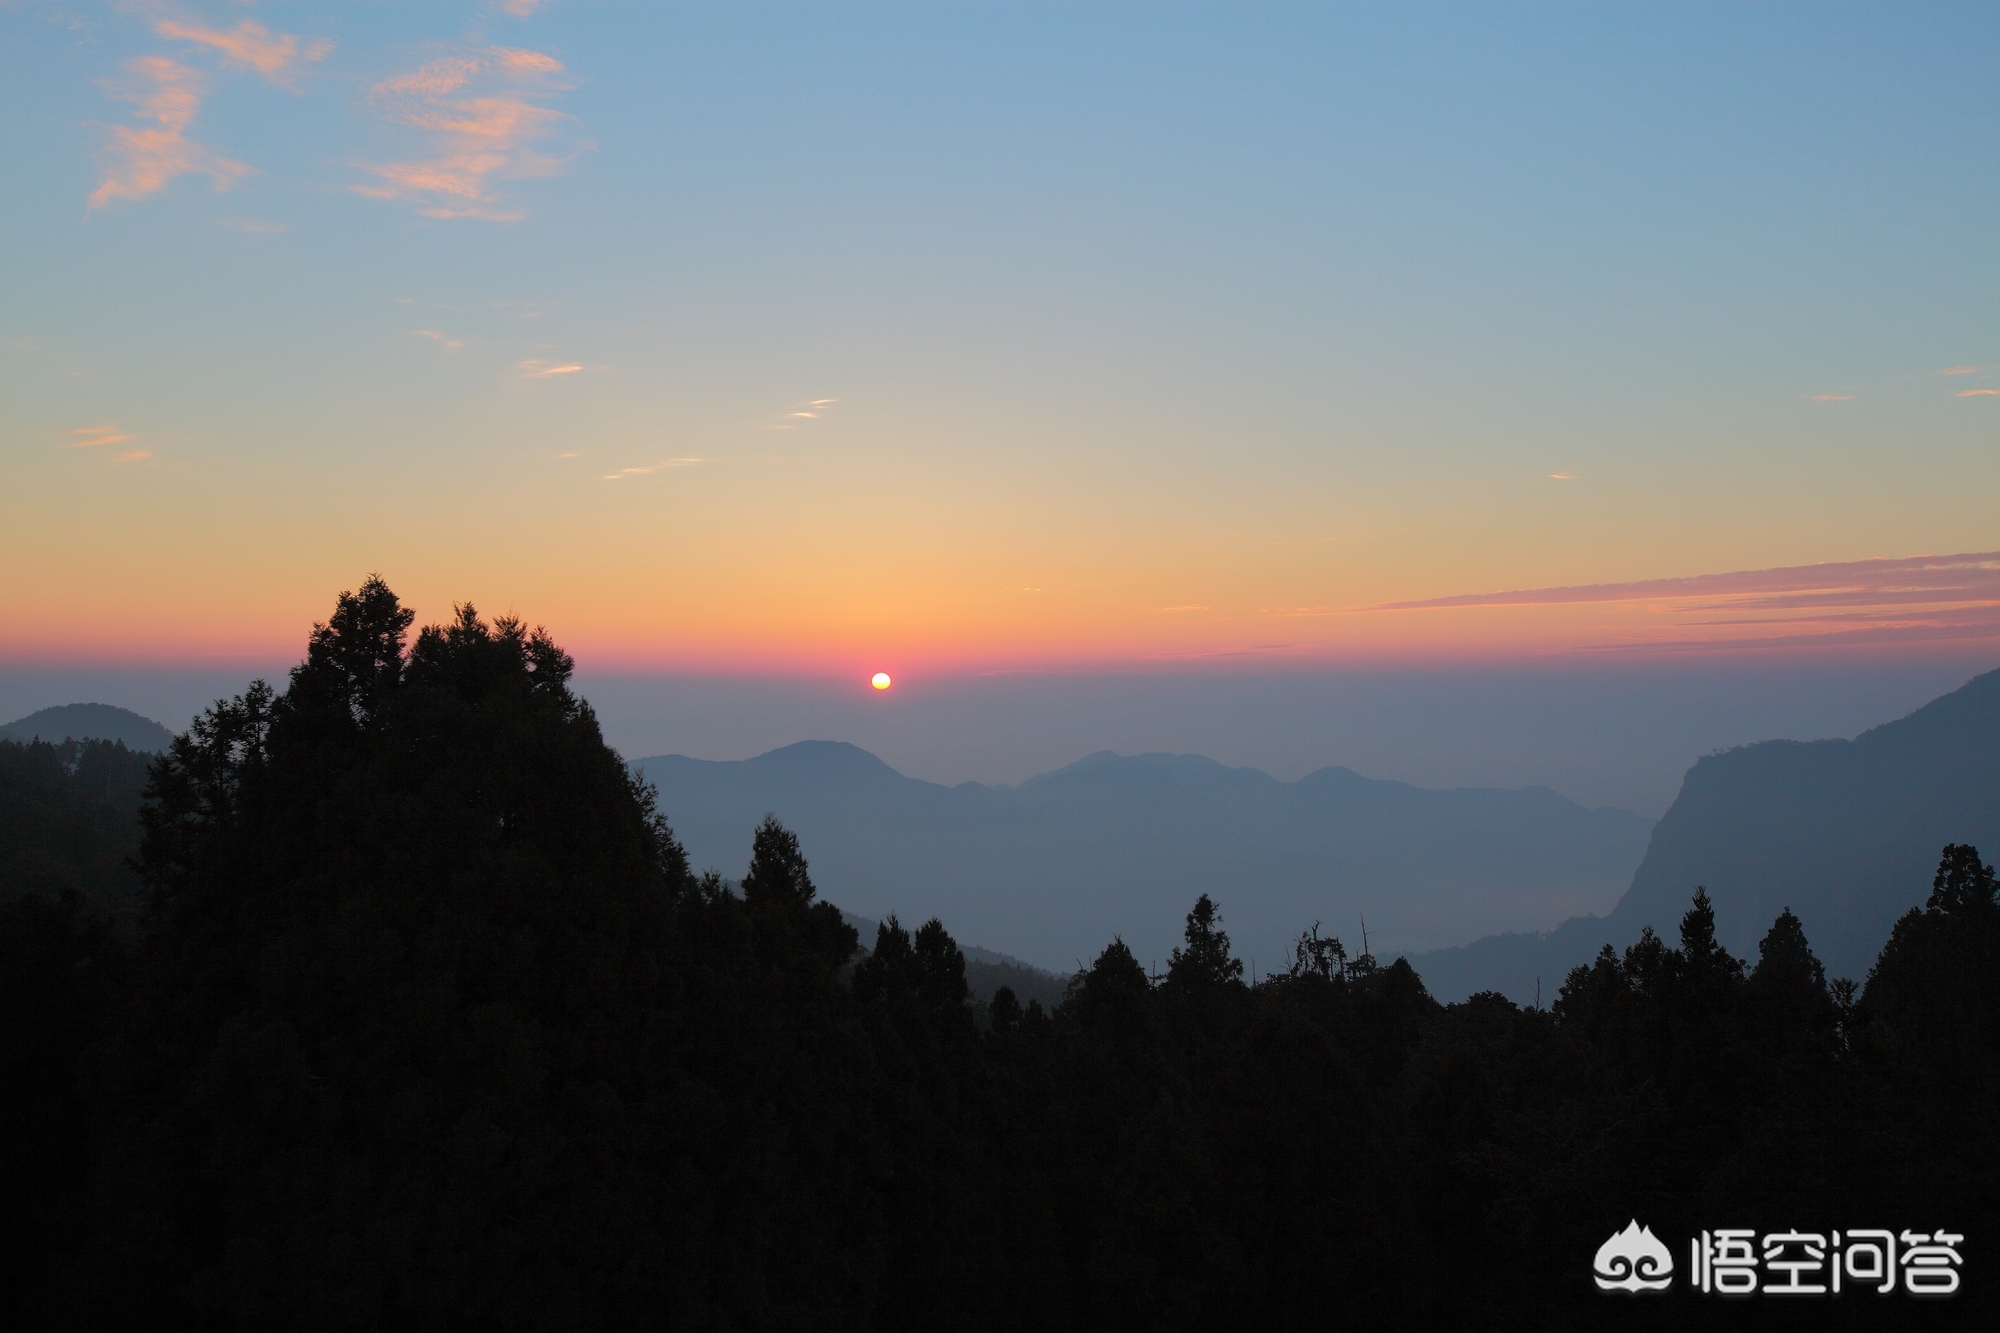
[0, 738, 151, 922]
[1, 704, 175, 753]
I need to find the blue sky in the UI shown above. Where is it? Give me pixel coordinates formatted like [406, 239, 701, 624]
[4, 1, 1996, 679]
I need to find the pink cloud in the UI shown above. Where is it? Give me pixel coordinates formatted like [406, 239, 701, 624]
[354, 49, 573, 220]
[492, 48, 564, 74]
[372, 57, 481, 100]
[1363, 551, 2000, 613]
[152, 19, 333, 84]
[1959, 389, 1999, 398]
[1360, 551, 2000, 655]
[64, 425, 135, 448]
[502, 0, 554, 16]
[89, 56, 252, 207]
[1682, 581, 2000, 613]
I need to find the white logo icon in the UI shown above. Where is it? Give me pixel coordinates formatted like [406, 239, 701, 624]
[1595, 1220, 1675, 1293]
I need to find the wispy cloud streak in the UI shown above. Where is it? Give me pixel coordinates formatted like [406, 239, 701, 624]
[87, 11, 333, 207]
[603, 459, 704, 481]
[769, 398, 838, 429]
[1365, 552, 2000, 612]
[354, 47, 573, 219]
[1358, 551, 2000, 654]
[89, 56, 251, 207]
[64, 425, 136, 448]
[152, 18, 333, 85]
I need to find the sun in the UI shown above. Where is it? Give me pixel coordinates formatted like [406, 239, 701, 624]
[871, 672, 892, 691]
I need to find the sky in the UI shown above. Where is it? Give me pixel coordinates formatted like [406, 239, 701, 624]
[3, 2, 1997, 804]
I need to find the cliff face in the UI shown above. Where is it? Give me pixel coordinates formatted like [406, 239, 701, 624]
[1411, 666, 2000, 1001]
[1607, 666, 2000, 982]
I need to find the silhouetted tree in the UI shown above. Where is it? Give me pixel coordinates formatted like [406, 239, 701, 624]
[1927, 842, 1998, 917]
[1164, 893, 1243, 992]
[1077, 936, 1150, 1005]
[741, 812, 816, 905]
[738, 814, 856, 981]
[1283, 920, 1346, 982]
[989, 985, 1022, 1033]
[913, 917, 970, 1011]
[1746, 907, 1836, 1040]
[283, 572, 414, 726]
[1863, 844, 2000, 1126]
[854, 913, 916, 1000]
[1676, 885, 1745, 986]
[76, 585, 713, 1326]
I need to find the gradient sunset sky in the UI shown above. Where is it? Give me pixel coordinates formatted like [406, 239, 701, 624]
[4, 1, 1997, 678]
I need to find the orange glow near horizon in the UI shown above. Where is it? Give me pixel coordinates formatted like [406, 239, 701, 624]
[5, 552, 1996, 677]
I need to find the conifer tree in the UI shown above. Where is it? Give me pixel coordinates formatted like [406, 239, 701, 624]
[1746, 907, 1838, 1051]
[741, 813, 817, 905]
[1927, 843, 1997, 917]
[95, 582, 696, 1327]
[855, 914, 915, 1001]
[1750, 908, 1827, 995]
[1676, 886, 1744, 984]
[913, 917, 970, 1010]
[1166, 893, 1243, 990]
[1078, 937, 1150, 1004]
[1863, 844, 2000, 1118]
[988, 985, 1022, 1032]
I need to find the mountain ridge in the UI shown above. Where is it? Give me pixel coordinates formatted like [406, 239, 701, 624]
[1, 703, 175, 754]
[634, 743, 1653, 975]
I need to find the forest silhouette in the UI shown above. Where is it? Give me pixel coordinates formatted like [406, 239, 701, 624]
[2, 580, 1994, 1328]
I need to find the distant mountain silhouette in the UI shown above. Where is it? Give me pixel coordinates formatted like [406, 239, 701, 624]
[1, 703, 175, 754]
[1413, 666, 2000, 1002]
[634, 742, 1652, 974]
